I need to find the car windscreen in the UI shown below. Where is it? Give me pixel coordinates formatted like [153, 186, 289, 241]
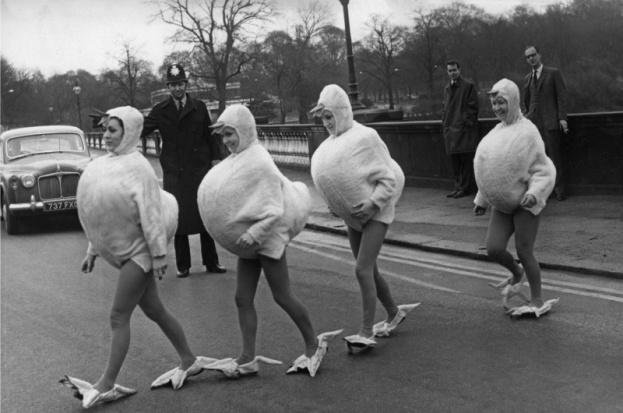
[5, 133, 86, 160]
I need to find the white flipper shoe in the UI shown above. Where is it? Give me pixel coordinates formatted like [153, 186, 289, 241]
[489, 266, 529, 309]
[60, 375, 136, 409]
[206, 355, 282, 379]
[373, 303, 421, 337]
[344, 334, 377, 354]
[508, 298, 560, 318]
[286, 354, 311, 375]
[151, 356, 217, 390]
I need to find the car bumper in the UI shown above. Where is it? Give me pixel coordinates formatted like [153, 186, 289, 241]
[9, 201, 45, 212]
[8, 196, 77, 214]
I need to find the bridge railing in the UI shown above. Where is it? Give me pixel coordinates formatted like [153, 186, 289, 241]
[86, 125, 322, 169]
[84, 111, 623, 194]
[86, 132, 161, 156]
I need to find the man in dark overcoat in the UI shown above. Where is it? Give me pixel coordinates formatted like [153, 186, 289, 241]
[523, 45, 569, 201]
[442, 60, 479, 198]
[141, 63, 226, 277]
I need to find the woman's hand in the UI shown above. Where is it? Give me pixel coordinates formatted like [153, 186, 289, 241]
[351, 199, 379, 223]
[236, 233, 256, 249]
[152, 256, 167, 280]
[473, 205, 487, 216]
[520, 193, 537, 208]
[153, 264, 167, 280]
[81, 254, 96, 273]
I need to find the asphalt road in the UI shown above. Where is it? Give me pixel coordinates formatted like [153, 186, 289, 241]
[1, 220, 622, 413]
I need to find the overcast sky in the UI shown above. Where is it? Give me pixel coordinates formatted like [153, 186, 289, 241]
[1, 0, 567, 77]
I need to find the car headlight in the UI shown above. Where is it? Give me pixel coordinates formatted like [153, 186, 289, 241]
[21, 174, 36, 188]
[8, 175, 19, 190]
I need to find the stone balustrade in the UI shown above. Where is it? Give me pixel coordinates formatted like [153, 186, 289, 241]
[85, 111, 623, 194]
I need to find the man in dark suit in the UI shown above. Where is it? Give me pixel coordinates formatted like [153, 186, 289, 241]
[442, 60, 479, 198]
[141, 63, 226, 277]
[523, 45, 569, 200]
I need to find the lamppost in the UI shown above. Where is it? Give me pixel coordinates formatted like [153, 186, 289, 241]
[338, 0, 364, 109]
[72, 81, 82, 130]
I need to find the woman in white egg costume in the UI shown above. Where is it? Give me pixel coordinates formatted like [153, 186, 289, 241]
[61, 106, 214, 409]
[198, 104, 341, 378]
[473, 78, 559, 317]
[310, 84, 419, 351]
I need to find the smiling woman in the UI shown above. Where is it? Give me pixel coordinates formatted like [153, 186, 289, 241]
[473, 78, 558, 317]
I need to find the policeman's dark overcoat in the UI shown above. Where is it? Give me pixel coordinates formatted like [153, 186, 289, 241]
[142, 95, 221, 234]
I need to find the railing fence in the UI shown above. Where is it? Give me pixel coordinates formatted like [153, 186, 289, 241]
[86, 127, 317, 169]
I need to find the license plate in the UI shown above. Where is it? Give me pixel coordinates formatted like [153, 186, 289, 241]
[44, 200, 77, 211]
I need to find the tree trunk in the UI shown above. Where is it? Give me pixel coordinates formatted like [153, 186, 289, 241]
[387, 75, 395, 110]
[217, 84, 227, 115]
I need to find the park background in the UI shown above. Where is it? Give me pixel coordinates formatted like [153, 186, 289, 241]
[2, 0, 623, 130]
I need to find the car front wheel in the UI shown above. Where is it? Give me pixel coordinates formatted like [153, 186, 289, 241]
[1, 197, 20, 235]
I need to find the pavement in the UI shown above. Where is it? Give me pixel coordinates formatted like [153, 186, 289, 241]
[279, 167, 623, 279]
[91, 149, 623, 278]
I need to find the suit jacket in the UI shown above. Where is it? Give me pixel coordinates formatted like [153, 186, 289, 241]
[442, 77, 479, 154]
[141, 94, 222, 234]
[523, 66, 567, 131]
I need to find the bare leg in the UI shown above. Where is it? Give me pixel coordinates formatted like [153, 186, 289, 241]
[94, 261, 148, 392]
[260, 253, 316, 357]
[513, 209, 543, 306]
[373, 264, 398, 320]
[235, 257, 262, 364]
[138, 276, 195, 370]
[347, 221, 389, 337]
[486, 208, 523, 282]
[347, 227, 397, 320]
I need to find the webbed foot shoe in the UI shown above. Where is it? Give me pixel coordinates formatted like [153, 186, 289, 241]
[151, 356, 217, 390]
[287, 329, 343, 377]
[508, 298, 560, 318]
[344, 334, 377, 354]
[373, 303, 421, 337]
[60, 376, 136, 409]
[206, 355, 282, 379]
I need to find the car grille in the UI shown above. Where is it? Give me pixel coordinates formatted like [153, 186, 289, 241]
[38, 173, 80, 200]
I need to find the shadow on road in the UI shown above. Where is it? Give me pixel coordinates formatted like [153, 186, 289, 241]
[4, 213, 83, 236]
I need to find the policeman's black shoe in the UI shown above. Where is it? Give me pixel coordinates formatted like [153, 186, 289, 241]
[176, 269, 190, 278]
[453, 190, 469, 198]
[206, 264, 226, 274]
[446, 190, 459, 198]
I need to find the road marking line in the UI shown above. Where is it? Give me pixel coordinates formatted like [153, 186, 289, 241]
[292, 238, 623, 303]
[379, 249, 623, 296]
[375, 248, 623, 295]
[290, 243, 461, 293]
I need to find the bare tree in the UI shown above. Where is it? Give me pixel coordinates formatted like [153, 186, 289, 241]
[409, 9, 444, 102]
[252, 1, 334, 123]
[260, 30, 296, 123]
[156, 0, 272, 114]
[102, 43, 155, 107]
[435, 3, 488, 89]
[358, 16, 406, 110]
[290, 1, 333, 122]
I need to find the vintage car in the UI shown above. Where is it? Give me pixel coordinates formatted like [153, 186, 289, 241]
[0, 125, 91, 234]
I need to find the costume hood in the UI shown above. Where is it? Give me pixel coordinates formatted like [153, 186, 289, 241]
[106, 106, 143, 155]
[310, 84, 354, 136]
[488, 78, 522, 125]
[211, 104, 257, 154]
